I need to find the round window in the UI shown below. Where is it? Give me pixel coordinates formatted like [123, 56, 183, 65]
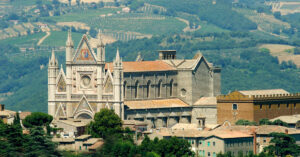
[81, 75, 91, 88]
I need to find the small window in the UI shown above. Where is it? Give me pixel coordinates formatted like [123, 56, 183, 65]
[278, 104, 280, 109]
[294, 103, 297, 109]
[199, 141, 202, 145]
[260, 104, 263, 110]
[208, 152, 211, 156]
[208, 142, 210, 147]
[213, 141, 215, 146]
[269, 104, 271, 109]
[232, 104, 238, 110]
[287, 103, 289, 108]
[192, 140, 194, 144]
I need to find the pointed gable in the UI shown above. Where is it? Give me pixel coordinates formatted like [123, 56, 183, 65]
[73, 35, 97, 64]
[103, 70, 113, 94]
[55, 103, 66, 118]
[56, 68, 67, 92]
[73, 96, 94, 116]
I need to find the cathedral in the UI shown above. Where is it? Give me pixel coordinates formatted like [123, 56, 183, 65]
[48, 30, 221, 130]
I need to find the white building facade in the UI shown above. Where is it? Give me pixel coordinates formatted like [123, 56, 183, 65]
[48, 30, 124, 120]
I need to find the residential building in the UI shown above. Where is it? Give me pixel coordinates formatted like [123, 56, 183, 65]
[270, 114, 300, 129]
[0, 104, 16, 124]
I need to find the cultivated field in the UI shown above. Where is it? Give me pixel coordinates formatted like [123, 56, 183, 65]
[259, 44, 300, 67]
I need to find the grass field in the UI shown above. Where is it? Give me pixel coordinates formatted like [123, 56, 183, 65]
[41, 31, 85, 47]
[235, 8, 290, 34]
[0, 32, 46, 46]
[259, 44, 300, 67]
[196, 21, 228, 33]
[85, 15, 186, 35]
[2, 0, 51, 7]
[42, 8, 121, 22]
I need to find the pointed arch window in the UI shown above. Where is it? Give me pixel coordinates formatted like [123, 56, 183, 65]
[170, 79, 174, 97]
[146, 80, 151, 98]
[135, 81, 139, 99]
[158, 80, 162, 98]
[123, 81, 127, 98]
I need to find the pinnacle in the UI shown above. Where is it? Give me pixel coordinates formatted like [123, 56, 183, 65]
[66, 28, 74, 46]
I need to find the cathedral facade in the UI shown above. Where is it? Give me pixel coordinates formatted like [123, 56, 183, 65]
[48, 31, 221, 129]
[48, 30, 124, 120]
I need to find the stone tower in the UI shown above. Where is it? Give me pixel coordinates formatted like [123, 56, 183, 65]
[113, 49, 124, 118]
[48, 50, 59, 117]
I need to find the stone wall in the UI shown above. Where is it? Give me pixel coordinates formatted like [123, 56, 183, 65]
[217, 101, 254, 125]
[191, 105, 217, 124]
[192, 59, 212, 104]
[125, 107, 193, 128]
[123, 71, 177, 100]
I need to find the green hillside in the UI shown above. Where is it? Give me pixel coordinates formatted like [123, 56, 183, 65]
[1, 0, 300, 112]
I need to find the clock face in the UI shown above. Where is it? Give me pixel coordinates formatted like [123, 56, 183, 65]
[81, 75, 91, 88]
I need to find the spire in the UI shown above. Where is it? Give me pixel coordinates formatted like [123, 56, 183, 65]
[49, 49, 56, 66]
[116, 48, 120, 62]
[97, 29, 104, 47]
[66, 28, 74, 47]
[114, 48, 122, 68]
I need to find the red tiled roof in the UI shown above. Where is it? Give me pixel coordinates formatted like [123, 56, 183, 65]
[125, 98, 190, 109]
[19, 112, 31, 120]
[105, 60, 176, 72]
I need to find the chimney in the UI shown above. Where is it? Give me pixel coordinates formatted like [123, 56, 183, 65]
[251, 128, 257, 155]
[158, 50, 176, 60]
[0, 104, 4, 111]
[285, 129, 289, 134]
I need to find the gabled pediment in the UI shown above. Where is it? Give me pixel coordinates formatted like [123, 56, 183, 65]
[73, 35, 97, 64]
[55, 103, 66, 118]
[56, 68, 67, 92]
[103, 70, 113, 94]
[73, 96, 95, 116]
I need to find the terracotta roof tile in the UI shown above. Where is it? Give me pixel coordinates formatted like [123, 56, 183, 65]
[239, 89, 289, 96]
[89, 141, 104, 150]
[125, 98, 190, 109]
[194, 97, 217, 106]
[105, 60, 176, 72]
[19, 112, 31, 120]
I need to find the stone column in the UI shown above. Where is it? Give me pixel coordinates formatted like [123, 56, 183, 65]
[155, 118, 164, 128]
[168, 117, 178, 127]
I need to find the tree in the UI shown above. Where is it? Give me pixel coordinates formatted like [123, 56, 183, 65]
[156, 137, 194, 157]
[89, 28, 98, 38]
[272, 119, 288, 127]
[23, 112, 53, 128]
[235, 119, 256, 126]
[259, 118, 272, 125]
[13, 112, 21, 126]
[138, 136, 194, 157]
[264, 132, 300, 156]
[274, 11, 281, 19]
[88, 108, 122, 138]
[25, 126, 61, 156]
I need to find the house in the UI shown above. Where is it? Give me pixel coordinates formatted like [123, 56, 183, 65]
[0, 104, 16, 124]
[270, 114, 300, 129]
